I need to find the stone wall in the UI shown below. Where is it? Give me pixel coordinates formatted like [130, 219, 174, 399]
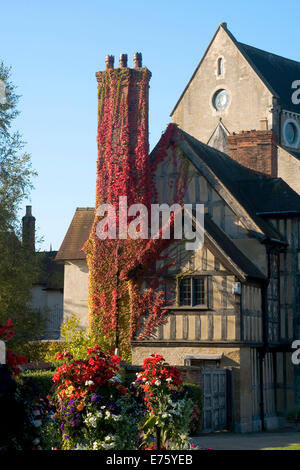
[171, 25, 273, 145]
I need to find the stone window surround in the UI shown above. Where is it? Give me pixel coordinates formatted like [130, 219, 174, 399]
[282, 111, 300, 149]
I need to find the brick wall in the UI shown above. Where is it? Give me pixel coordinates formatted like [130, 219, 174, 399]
[227, 130, 278, 177]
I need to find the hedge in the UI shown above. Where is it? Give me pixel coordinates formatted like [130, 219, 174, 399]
[17, 369, 54, 399]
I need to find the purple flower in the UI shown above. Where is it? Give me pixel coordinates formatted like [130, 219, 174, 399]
[91, 393, 101, 403]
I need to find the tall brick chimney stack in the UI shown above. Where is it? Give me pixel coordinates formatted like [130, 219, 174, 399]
[227, 130, 278, 177]
[22, 205, 35, 251]
[95, 53, 151, 207]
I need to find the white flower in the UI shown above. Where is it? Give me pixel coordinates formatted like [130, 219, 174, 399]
[142, 377, 147, 382]
[166, 377, 173, 383]
[97, 411, 103, 418]
[85, 380, 94, 386]
[88, 416, 97, 428]
[112, 414, 121, 421]
[105, 410, 111, 419]
[155, 380, 161, 386]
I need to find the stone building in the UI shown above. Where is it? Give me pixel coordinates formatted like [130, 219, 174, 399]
[22, 206, 64, 339]
[56, 24, 300, 432]
[171, 22, 300, 195]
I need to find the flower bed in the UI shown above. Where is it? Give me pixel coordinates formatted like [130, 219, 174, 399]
[48, 349, 197, 450]
[50, 346, 141, 450]
[0, 339, 202, 450]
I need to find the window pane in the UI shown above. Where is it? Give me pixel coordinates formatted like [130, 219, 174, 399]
[179, 278, 191, 305]
[193, 277, 205, 305]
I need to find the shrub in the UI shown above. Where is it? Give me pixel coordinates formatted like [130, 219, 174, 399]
[21, 340, 66, 365]
[183, 383, 203, 434]
[17, 370, 54, 398]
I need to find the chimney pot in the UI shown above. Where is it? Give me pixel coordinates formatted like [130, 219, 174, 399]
[133, 52, 142, 68]
[105, 55, 114, 69]
[26, 205, 32, 216]
[119, 54, 128, 68]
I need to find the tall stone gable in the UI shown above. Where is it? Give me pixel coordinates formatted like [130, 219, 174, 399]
[171, 23, 273, 146]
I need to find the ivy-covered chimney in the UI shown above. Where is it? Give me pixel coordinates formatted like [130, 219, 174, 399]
[95, 53, 152, 207]
[22, 205, 35, 251]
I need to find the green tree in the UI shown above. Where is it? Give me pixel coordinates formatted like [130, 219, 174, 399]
[0, 61, 43, 348]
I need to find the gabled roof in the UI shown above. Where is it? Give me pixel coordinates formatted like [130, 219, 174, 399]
[170, 23, 300, 116]
[55, 206, 265, 282]
[204, 214, 266, 281]
[179, 129, 300, 219]
[151, 125, 300, 243]
[55, 208, 94, 261]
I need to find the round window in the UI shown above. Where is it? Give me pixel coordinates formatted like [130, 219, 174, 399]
[213, 89, 229, 110]
[285, 122, 297, 145]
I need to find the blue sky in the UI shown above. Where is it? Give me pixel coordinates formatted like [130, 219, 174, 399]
[1, 0, 300, 250]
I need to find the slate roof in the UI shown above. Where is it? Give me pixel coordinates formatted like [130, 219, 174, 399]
[204, 214, 266, 281]
[55, 208, 94, 261]
[238, 42, 300, 114]
[176, 129, 300, 240]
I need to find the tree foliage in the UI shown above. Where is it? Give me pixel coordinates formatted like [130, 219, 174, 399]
[0, 61, 42, 347]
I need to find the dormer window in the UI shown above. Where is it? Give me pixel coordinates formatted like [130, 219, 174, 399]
[217, 57, 223, 76]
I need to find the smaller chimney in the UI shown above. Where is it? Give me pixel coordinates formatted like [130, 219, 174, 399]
[22, 205, 35, 252]
[105, 55, 114, 69]
[227, 130, 277, 177]
[133, 52, 142, 69]
[119, 54, 128, 68]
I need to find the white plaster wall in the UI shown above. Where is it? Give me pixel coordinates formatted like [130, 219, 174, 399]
[63, 260, 89, 329]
